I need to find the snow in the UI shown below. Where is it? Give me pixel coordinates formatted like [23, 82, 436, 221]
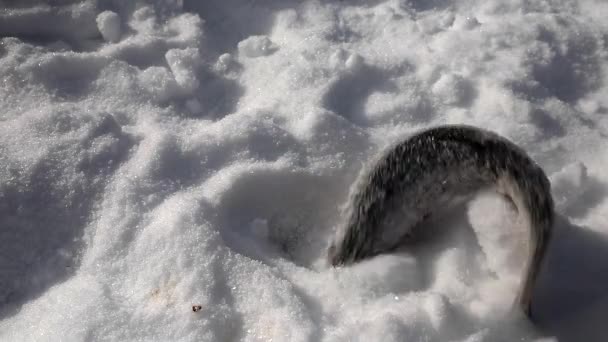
[237, 36, 278, 58]
[0, 0, 607, 341]
[96, 11, 121, 43]
[165, 47, 202, 93]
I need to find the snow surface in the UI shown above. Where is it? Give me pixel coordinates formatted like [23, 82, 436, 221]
[1, 0, 608, 341]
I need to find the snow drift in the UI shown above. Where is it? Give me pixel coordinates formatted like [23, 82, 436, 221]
[1, 0, 608, 341]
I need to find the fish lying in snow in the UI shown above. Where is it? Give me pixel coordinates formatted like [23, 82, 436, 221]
[327, 125, 554, 319]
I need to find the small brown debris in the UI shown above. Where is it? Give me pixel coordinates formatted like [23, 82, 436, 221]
[192, 305, 202, 312]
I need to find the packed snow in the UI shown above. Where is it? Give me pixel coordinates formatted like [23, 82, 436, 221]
[1, 0, 608, 341]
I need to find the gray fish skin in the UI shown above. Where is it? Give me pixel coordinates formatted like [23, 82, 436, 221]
[328, 125, 554, 319]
